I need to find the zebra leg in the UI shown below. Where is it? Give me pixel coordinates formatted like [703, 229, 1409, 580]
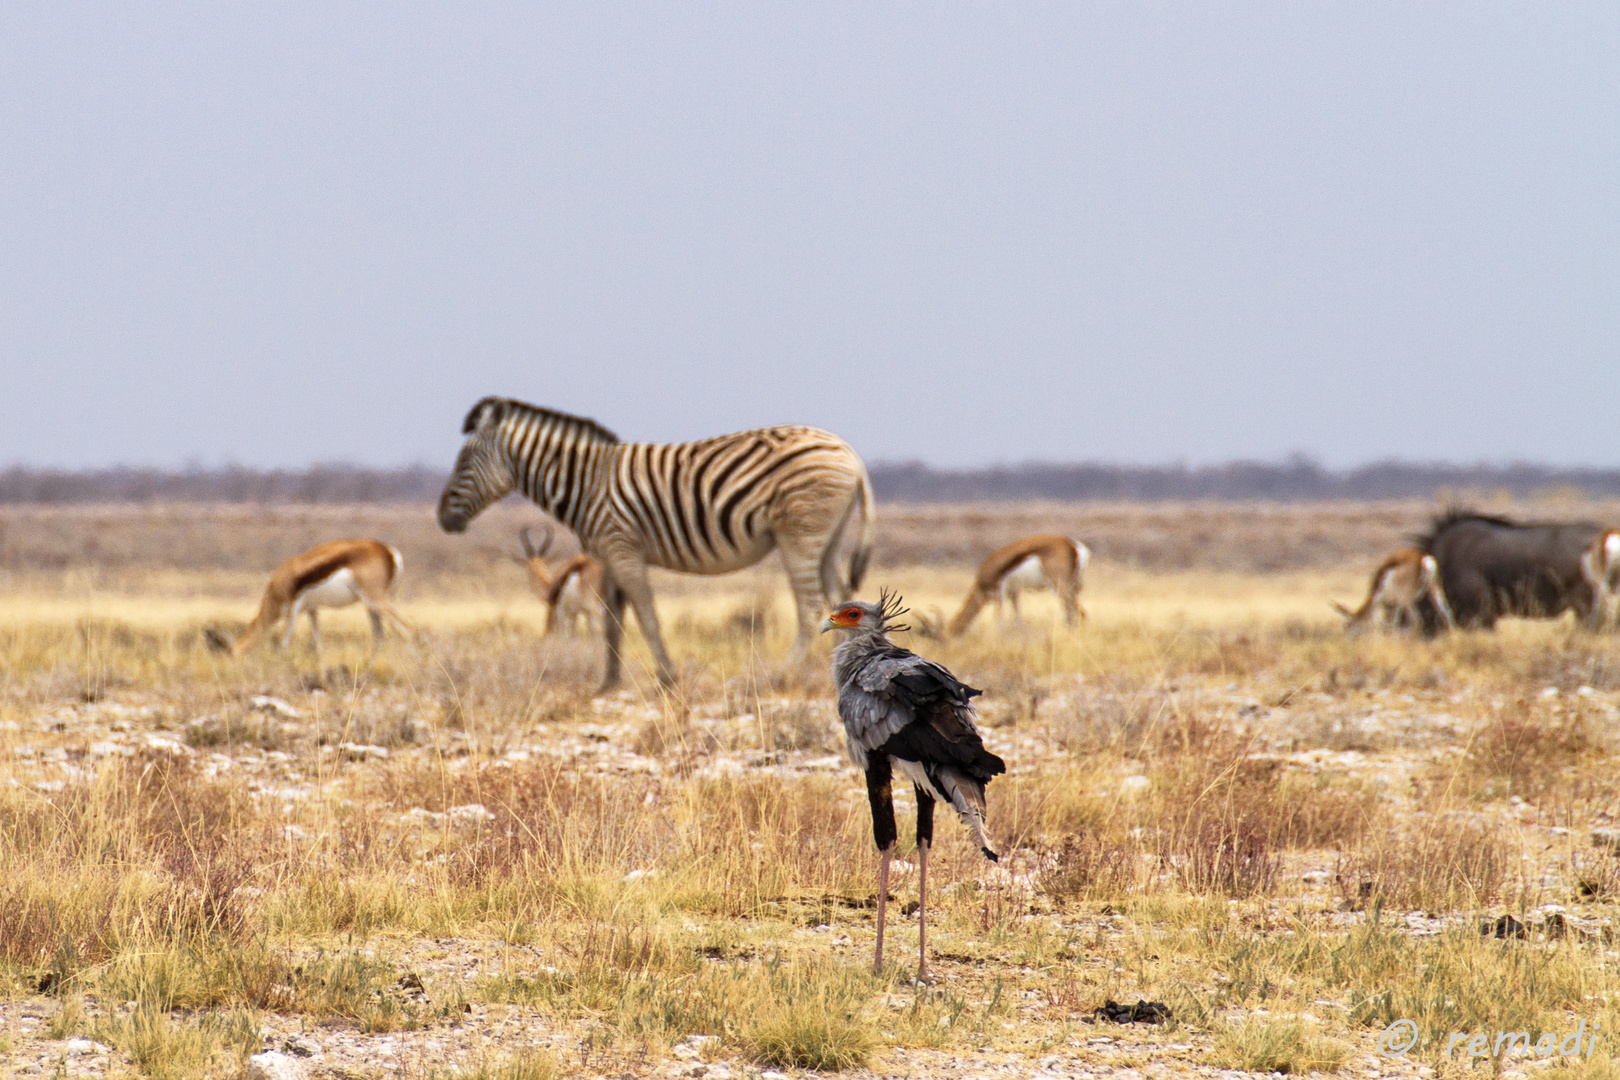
[817, 488, 861, 603]
[603, 558, 677, 687]
[599, 579, 628, 692]
[779, 538, 830, 663]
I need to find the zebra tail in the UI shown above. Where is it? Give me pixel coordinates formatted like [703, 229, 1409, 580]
[847, 463, 878, 593]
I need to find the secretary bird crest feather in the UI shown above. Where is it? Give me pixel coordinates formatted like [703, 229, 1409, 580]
[822, 591, 1007, 977]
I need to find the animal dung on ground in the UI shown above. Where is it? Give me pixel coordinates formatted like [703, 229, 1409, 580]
[1091, 999, 1173, 1025]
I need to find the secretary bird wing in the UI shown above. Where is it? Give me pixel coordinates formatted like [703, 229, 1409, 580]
[923, 699, 983, 744]
[837, 679, 915, 753]
[856, 646, 980, 706]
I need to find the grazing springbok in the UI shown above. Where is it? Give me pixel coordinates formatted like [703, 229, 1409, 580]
[512, 525, 607, 637]
[944, 535, 1090, 636]
[204, 539, 409, 655]
[1333, 547, 1455, 634]
[1580, 528, 1620, 630]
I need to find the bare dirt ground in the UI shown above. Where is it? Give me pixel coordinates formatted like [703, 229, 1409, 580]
[2, 499, 1620, 1080]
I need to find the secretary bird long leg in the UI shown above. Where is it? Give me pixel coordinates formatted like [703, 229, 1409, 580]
[866, 759, 898, 975]
[875, 845, 892, 974]
[915, 788, 935, 982]
[917, 841, 928, 981]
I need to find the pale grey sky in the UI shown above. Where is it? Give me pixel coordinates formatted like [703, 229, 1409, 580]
[2, 4, 1616, 470]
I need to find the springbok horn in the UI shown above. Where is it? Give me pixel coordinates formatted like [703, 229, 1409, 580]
[520, 527, 537, 559]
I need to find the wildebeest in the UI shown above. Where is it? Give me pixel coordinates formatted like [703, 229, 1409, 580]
[1417, 511, 1607, 631]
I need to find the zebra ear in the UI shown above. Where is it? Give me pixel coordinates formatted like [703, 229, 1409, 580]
[463, 397, 508, 435]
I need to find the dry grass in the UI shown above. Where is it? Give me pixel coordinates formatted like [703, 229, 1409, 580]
[2, 499, 1620, 1076]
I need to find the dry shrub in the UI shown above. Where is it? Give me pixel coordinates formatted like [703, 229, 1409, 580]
[1038, 723, 1380, 901]
[1187, 634, 1278, 678]
[1335, 813, 1517, 910]
[677, 774, 866, 905]
[1526, 644, 1620, 692]
[432, 760, 668, 886]
[1054, 680, 1177, 755]
[316, 711, 420, 750]
[1167, 815, 1280, 897]
[1574, 849, 1620, 902]
[427, 626, 601, 729]
[0, 878, 117, 972]
[1319, 659, 1403, 696]
[1151, 743, 1378, 896]
[0, 750, 261, 975]
[1042, 833, 1141, 901]
[185, 710, 297, 751]
[1460, 700, 1607, 803]
[759, 699, 837, 753]
[633, 710, 707, 757]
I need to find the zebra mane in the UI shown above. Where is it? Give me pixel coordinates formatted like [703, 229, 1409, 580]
[463, 396, 620, 443]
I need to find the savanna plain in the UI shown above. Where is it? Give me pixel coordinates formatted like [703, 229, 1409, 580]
[4, 499, 1620, 1080]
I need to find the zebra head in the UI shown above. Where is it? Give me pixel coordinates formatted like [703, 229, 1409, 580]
[438, 397, 518, 533]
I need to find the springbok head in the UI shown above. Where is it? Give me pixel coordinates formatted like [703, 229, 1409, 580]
[512, 525, 557, 593]
[518, 525, 553, 562]
[910, 606, 947, 639]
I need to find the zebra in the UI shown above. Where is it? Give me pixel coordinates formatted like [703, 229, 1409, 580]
[437, 396, 877, 689]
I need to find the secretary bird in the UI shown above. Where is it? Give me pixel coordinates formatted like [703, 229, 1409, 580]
[822, 592, 1007, 979]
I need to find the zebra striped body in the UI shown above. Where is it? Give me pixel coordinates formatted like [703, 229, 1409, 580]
[439, 397, 877, 687]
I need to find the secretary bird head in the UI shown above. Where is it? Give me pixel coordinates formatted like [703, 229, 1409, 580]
[820, 589, 910, 636]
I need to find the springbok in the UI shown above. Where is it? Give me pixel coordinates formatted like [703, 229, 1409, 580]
[204, 539, 409, 655]
[1333, 547, 1455, 634]
[1580, 528, 1620, 630]
[512, 525, 607, 637]
[945, 535, 1090, 636]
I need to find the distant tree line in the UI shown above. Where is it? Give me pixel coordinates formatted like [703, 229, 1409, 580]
[869, 456, 1620, 501]
[0, 464, 448, 504]
[2, 457, 1618, 504]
